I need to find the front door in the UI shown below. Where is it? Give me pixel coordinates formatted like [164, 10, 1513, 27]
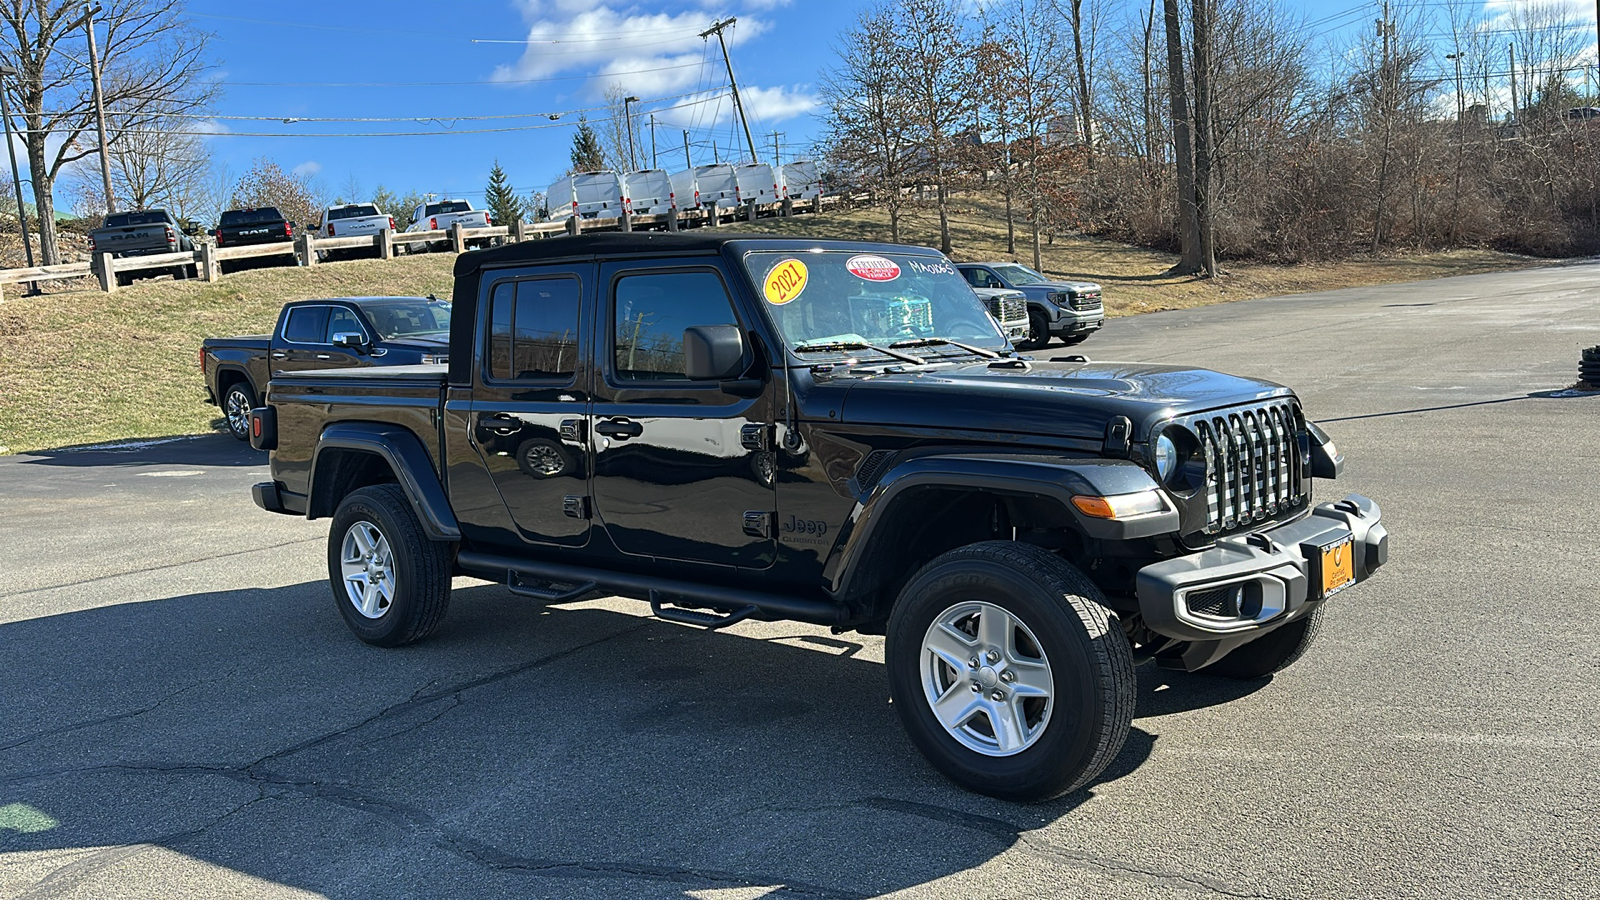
[467, 265, 594, 547]
[589, 260, 777, 569]
[277, 304, 365, 373]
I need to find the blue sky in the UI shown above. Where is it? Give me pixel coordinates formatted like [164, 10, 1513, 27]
[189, 0, 836, 206]
[186, 0, 1597, 208]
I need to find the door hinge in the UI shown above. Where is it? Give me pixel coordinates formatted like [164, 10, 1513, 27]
[740, 423, 772, 452]
[742, 510, 774, 538]
[563, 495, 591, 519]
[559, 418, 585, 442]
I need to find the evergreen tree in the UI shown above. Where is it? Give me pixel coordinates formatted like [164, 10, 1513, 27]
[570, 117, 606, 172]
[483, 161, 525, 225]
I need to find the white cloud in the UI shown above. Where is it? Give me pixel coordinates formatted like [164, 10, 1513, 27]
[292, 161, 321, 177]
[739, 85, 819, 122]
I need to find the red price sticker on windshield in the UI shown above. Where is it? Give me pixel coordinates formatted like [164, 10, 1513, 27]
[764, 258, 809, 305]
[846, 254, 900, 282]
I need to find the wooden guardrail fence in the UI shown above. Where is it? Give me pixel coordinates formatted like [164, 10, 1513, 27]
[0, 194, 836, 301]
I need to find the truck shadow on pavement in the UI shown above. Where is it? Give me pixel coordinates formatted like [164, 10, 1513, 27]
[17, 433, 263, 468]
[0, 581, 1260, 899]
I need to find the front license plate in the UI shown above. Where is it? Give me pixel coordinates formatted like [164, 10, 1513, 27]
[1320, 537, 1355, 597]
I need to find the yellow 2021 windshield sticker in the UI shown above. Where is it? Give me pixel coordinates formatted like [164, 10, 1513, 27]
[764, 258, 809, 305]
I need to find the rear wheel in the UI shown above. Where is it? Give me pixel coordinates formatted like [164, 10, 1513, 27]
[1206, 606, 1324, 680]
[220, 381, 255, 441]
[114, 271, 133, 287]
[327, 484, 452, 647]
[885, 541, 1135, 801]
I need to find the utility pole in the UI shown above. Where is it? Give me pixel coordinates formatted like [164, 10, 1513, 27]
[683, 130, 692, 170]
[81, 3, 114, 213]
[770, 130, 783, 167]
[649, 114, 657, 169]
[713, 140, 719, 164]
[699, 18, 759, 164]
[0, 64, 37, 292]
[623, 96, 640, 171]
[1509, 43, 1519, 123]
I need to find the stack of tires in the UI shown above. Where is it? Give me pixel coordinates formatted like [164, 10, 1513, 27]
[1581, 346, 1600, 387]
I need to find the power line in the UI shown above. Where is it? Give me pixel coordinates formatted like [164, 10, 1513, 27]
[213, 61, 708, 88]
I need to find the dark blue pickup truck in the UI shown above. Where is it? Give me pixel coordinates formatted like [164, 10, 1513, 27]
[201, 296, 450, 440]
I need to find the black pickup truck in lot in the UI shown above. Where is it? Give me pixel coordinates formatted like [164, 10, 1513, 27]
[202, 296, 450, 439]
[213, 207, 297, 272]
[248, 233, 1388, 801]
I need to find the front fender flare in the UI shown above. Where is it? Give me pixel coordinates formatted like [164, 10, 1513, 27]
[309, 422, 461, 541]
[822, 453, 1176, 596]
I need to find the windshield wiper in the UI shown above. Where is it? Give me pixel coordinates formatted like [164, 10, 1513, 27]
[793, 340, 926, 365]
[889, 337, 1001, 359]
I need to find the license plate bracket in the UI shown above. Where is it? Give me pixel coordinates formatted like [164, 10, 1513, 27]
[1316, 536, 1355, 598]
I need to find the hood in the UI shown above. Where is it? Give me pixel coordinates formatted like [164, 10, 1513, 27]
[1033, 280, 1101, 293]
[382, 335, 451, 352]
[834, 360, 1292, 443]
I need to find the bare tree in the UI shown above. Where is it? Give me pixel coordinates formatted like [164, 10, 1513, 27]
[230, 158, 322, 231]
[890, 0, 976, 254]
[0, 0, 215, 264]
[987, 0, 1070, 269]
[821, 5, 918, 241]
[599, 84, 643, 172]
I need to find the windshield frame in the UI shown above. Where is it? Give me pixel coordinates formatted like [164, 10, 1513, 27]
[741, 248, 1012, 365]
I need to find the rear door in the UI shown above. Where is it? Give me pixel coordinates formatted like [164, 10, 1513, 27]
[465, 264, 594, 548]
[588, 258, 777, 569]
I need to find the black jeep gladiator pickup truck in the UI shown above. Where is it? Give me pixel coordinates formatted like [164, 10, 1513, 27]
[249, 232, 1388, 801]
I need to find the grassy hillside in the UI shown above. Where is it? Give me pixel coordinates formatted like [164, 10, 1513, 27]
[0, 197, 1545, 454]
[0, 255, 456, 453]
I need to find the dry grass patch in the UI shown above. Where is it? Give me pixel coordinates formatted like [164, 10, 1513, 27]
[0, 255, 455, 453]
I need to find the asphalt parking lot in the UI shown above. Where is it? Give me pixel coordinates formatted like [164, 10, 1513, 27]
[2, 261, 1596, 899]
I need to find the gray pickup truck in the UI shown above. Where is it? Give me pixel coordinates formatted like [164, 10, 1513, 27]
[88, 209, 197, 285]
[958, 262, 1104, 350]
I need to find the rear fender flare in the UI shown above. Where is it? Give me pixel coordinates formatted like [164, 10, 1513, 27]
[823, 454, 1174, 598]
[308, 422, 460, 541]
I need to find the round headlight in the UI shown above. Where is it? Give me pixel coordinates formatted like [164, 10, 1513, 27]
[1154, 433, 1178, 481]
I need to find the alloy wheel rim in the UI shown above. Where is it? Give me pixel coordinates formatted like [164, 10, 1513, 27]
[524, 445, 565, 476]
[225, 390, 251, 436]
[920, 599, 1054, 757]
[340, 520, 396, 619]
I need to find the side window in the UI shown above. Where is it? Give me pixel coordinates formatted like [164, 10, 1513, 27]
[613, 270, 738, 381]
[282, 306, 329, 343]
[325, 307, 364, 342]
[960, 268, 982, 287]
[484, 277, 580, 381]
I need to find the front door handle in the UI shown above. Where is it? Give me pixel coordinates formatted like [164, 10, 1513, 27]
[315, 353, 331, 360]
[595, 418, 643, 440]
[270, 351, 287, 360]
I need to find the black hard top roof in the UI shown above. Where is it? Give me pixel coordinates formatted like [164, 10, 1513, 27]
[453, 231, 937, 278]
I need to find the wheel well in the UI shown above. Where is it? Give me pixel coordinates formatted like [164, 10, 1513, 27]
[308, 448, 401, 520]
[216, 368, 251, 399]
[844, 488, 1084, 630]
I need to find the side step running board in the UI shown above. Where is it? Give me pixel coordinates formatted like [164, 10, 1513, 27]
[455, 550, 846, 627]
[506, 571, 599, 603]
[650, 591, 758, 630]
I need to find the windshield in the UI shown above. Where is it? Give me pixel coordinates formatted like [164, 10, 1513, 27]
[358, 299, 451, 341]
[220, 208, 282, 226]
[329, 205, 380, 220]
[743, 250, 1008, 359]
[992, 264, 1050, 285]
[425, 201, 471, 215]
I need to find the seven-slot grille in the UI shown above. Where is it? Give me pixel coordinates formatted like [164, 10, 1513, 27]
[1069, 290, 1102, 311]
[1187, 402, 1306, 534]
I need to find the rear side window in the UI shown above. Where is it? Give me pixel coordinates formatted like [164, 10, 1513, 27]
[612, 270, 737, 381]
[485, 278, 580, 381]
[283, 306, 329, 343]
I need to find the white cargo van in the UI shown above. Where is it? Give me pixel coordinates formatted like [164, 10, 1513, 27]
[732, 163, 778, 207]
[678, 164, 740, 210]
[546, 171, 624, 221]
[622, 170, 675, 215]
[777, 160, 822, 201]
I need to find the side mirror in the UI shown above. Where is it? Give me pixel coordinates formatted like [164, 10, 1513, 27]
[682, 325, 746, 380]
[332, 332, 369, 351]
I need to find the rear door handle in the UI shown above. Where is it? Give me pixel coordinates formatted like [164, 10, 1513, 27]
[315, 354, 331, 360]
[595, 418, 643, 440]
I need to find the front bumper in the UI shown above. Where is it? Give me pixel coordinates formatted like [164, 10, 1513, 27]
[1134, 493, 1388, 667]
[1050, 309, 1104, 336]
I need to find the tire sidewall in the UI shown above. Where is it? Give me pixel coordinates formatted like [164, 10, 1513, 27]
[886, 552, 1113, 798]
[327, 488, 425, 646]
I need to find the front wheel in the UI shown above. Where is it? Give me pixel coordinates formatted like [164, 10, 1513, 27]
[885, 541, 1135, 802]
[327, 484, 453, 647]
[1017, 311, 1050, 351]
